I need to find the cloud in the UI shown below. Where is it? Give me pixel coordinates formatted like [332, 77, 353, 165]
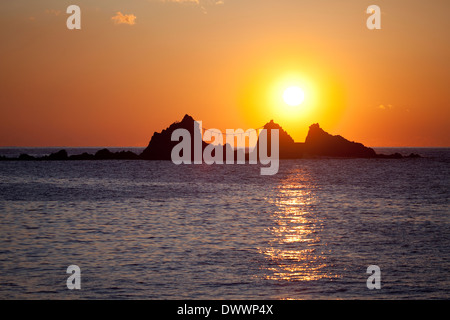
[378, 104, 412, 113]
[111, 12, 137, 25]
[160, 0, 200, 3]
[45, 9, 62, 16]
[158, 0, 225, 6]
[378, 104, 393, 110]
[155, 0, 225, 14]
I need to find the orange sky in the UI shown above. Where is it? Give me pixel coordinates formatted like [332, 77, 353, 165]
[1, 0, 449, 147]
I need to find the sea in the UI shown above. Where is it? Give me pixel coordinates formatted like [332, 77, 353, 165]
[0, 147, 448, 299]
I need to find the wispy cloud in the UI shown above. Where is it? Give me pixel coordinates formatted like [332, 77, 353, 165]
[45, 9, 62, 16]
[112, 12, 137, 25]
[160, 0, 200, 3]
[378, 104, 393, 110]
[162, 0, 225, 4]
[378, 104, 411, 113]
[158, 0, 225, 12]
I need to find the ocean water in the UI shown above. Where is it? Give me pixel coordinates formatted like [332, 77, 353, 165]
[0, 148, 449, 299]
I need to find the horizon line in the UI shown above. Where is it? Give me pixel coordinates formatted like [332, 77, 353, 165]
[1, 146, 449, 149]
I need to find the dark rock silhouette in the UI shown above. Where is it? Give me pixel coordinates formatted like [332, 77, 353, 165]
[142, 115, 391, 160]
[18, 153, 35, 160]
[46, 149, 69, 160]
[254, 120, 304, 159]
[304, 123, 377, 158]
[0, 114, 421, 161]
[94, 148, 115, 160]
[376, 152, 403, 159]
[141, 114, 209, 160]
[115, 150, 140, 160]
[69, 152, 95, 160]
[0, 148, 140, 161]
[93, 148, 140, 160]
[408, 153, 421, 158]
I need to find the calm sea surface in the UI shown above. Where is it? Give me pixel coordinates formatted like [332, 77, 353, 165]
[0, 148, 449, 299]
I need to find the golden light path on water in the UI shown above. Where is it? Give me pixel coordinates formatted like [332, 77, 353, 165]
[259, 168, 341, 284]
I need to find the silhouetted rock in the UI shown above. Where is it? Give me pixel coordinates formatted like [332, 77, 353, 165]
[94, 148, 115, 160]
[141, 114, 209, 160]
[408, 153, 421, 158]
[69, 152, 95, 160]
[66, 149, 140, 160]
[115, 150, 140, 160]
[4, 115, 421, 162]
[253, 120, 304, 159]
[18, 153, 35, 160]
[304, 123, 377, 158]
[141, 116, 418, 161]
[376, 152, 403, 159]
[47, 149, 68, 160]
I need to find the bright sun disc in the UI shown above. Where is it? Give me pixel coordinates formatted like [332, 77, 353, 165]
[283, 86, 305, 106]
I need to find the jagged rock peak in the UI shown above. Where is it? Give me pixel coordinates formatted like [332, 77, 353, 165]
[307, 123, 330, 137]
[309, 123, 323, 131]
[181, 114, 195, 123]
[305, 123, 377, 158]
[262, 119, 295, 144]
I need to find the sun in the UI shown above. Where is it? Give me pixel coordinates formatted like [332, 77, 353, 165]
[283, 86, 305, 106]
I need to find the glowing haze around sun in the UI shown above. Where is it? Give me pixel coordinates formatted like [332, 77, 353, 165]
[283, 86, 305, 106]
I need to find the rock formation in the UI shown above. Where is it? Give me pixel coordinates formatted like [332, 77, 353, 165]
[304, 123, 377, 158]
[140, 114, 209, 160]
[0, 114, 421, 161]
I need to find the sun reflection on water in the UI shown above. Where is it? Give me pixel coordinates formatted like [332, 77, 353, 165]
[260, 169, 339, 283]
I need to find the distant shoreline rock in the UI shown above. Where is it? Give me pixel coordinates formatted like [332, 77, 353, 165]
[0, 114, 421, 161]
[1, 148, 141, 161]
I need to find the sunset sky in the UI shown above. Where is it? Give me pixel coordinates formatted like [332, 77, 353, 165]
[1, 0, 449, 147]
